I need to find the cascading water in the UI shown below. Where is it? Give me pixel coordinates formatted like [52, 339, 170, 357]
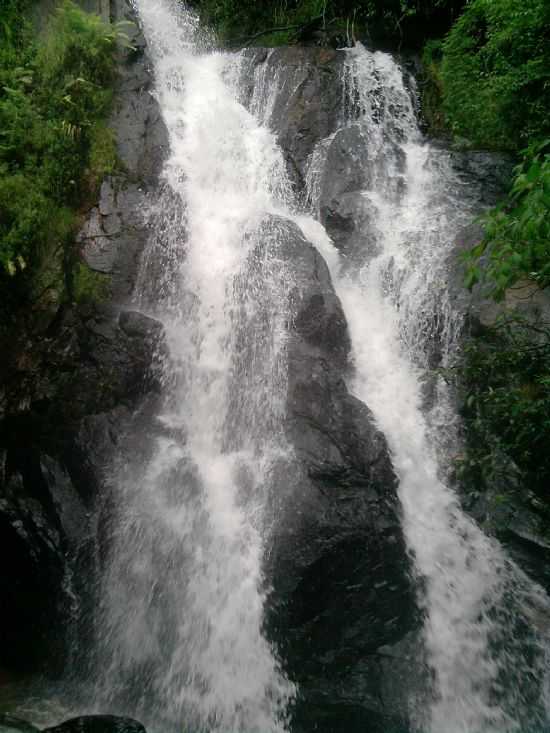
[302, 46, 550, 732]
[83, 3, 550, 732]
[93, 2, 296, 731]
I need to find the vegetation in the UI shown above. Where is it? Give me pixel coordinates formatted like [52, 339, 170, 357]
[457, 316, 550, 498]
[430, 0, 550, 499]
[440, 0, 550, 152]
[464, 140, 550, 300]
[188, 0, 465, 47]
[0, 0, 121, 320]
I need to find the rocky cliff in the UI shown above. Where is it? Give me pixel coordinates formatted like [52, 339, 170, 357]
[0, 0, 168, 676]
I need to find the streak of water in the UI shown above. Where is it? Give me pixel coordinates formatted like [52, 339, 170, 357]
[302, 45, 550, 733]
[93, 2, 295, 731]
[79, 5, 550, 732]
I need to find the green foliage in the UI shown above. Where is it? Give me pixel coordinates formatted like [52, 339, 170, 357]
[440, 0, 550, 151]
[88, 123, 118, 185]
[72, 262, 110, 303]
[0, 0, 119, 310]
[464, 140, 550, 299]
[456, 317, 550, 496]
[420, 39, 446, 133]
[189, 0, 465, 47]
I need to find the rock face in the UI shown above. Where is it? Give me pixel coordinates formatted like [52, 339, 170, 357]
[315, 125, 376, 258]
[43, 717, 146, 733]
[0, 309, 164, 672]
[255, 218, 417, 731]
[0, 716, 41, 733]
[242, 47, 344, 193]
[444, 153, 550, 594]
[0, 715, 146, 733]
[0, 0, 167, 676]
[79, 0, 168, 300]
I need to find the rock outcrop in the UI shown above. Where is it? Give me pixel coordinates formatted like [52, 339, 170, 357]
[79, 0, 168, 300]
[0, 0, 168, 675]
[242, 47, 344, 193]
[44, 717, 146, 733]
[0, 715, 146, 733]
[444, 153, 550, 594]
[254, 217, 417, 732]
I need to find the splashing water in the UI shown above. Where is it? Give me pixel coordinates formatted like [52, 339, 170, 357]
[301, 45, 550, 733]
[93, 2, 296, 731]
[85, 4, 550, 732]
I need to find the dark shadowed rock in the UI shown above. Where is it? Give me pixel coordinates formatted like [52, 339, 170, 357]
[43, 717, 146, 733]
[0, 303, 166, 671]
[0, 715, 41, 733]
[1, 0, 169, 680]
[448, 150, 514, 206]
[254, 216, 418, 730]
[242, 47, 344, 189]
[317, 125, 370, 210]
[0, 302, 165, 675]
[79, 0, 169, 301]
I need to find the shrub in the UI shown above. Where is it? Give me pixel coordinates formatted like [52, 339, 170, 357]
[420, 39, 446, 133]
[189, 0, 465, 47]
[464, 140, 550, 299]
[456, 316, 550, 497]
[72, 262, 110, 303]
[441, 0, 550, 151]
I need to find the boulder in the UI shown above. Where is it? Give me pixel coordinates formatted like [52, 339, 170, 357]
[242, 47, 345, 189]
[0, 716, 40, 733]
[255, 217, 418, 730]
[43, 717, 146, 733]
[79, 0, 169, 301]
[0, 305, 166, 673]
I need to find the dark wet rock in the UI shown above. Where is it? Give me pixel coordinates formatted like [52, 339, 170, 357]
[318, 126, 370, 207]
[0, 306, 165, 671]
[243, 47, 344, 188]
[0, 0, 168, 678]
[79, 0, 169, 301]
[448, 215, 550, 336]
[0, 715, 41, 733]
[445, 157, 550, 591]
[448, 150, 514, 206]
[253, 217, 418, 730]
[311, 125, 382, 259]
[43, 717, 146, 733]
[324, 189, 380, 260]
[462, 447, 550, 593]
[0, 451, 67, 673]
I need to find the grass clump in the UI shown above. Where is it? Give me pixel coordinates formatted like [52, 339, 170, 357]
[72, 262, 110, 304]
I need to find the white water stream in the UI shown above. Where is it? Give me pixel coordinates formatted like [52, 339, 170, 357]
[302, 46, 550, 733]
[94, 3, 295, 731]
[90, 2, 550, 732]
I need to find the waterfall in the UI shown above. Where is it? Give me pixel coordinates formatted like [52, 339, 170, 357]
[302, 45, 550, 733]
[88, 1, 550, 731]
[93, 2, 295, 731]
